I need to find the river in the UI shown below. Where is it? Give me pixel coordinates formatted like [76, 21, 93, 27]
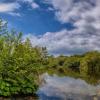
[37, 73, 100, 100]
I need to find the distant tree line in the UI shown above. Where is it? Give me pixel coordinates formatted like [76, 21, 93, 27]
[47, 51, 100, 76]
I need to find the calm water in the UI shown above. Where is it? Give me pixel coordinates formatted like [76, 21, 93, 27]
[37, 73, 100, 100]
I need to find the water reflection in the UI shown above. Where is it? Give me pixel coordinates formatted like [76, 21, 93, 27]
[37, 73, 100, 100]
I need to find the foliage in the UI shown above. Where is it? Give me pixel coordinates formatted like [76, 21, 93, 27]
[63, 56, 81, 72]
[80, 51, 100, 76]
[0, 19, 48, 96]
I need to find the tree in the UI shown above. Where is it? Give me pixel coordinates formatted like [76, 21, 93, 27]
[0, 19, 46, 96]
[64, 56, 80, 72]
[80, 51, 100, 76]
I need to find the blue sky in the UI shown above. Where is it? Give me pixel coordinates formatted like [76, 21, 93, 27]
[0, 0, 74, 35]
[0, 0, 100, 55]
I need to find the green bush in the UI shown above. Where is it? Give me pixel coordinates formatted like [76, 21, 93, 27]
[0, 19, 47, 96]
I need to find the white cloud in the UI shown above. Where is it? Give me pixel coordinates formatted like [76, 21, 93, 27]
[24, 28, 100, 56]
[0, 2, 20, 13]
[18, 0, 39, 9]
[24, 0, 100, 55]
[31, 2, 39, 9]
[44, 0, 99, 23]
[0, 0, 39, 16]
[44, 0, 100, 35]
[8, 12, 21, 17]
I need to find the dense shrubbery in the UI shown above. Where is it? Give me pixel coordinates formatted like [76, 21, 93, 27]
[0, 19, 48, 96]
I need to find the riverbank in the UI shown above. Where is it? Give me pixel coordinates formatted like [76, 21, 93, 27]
[0, 94, 38, 100]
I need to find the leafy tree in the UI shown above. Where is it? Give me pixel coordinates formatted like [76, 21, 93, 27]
[80, 51, 100, 76]
[0, 19, 47, 96]
[64, 57, 80, 72]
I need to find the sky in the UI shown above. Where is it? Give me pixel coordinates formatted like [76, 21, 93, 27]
[0, 0, 100, 55]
